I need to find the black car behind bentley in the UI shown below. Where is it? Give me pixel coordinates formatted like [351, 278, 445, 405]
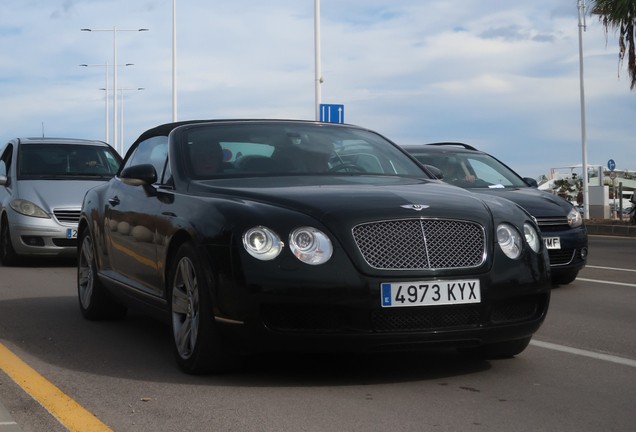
[403, 143, 587, 285]
[78, 120, 551, 374]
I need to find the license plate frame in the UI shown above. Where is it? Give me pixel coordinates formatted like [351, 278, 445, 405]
[381, 280, 481, 308]
[544, 237, 561, 249]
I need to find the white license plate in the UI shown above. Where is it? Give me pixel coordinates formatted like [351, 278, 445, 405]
[66, 228, 78, 239]
[381, 280, 481, 307]
[544, 237, 561, 249]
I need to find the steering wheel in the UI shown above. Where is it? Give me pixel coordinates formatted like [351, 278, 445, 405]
[328, 163, 366, 173]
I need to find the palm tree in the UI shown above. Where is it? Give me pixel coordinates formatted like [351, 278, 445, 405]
[589, 0, 636, 90]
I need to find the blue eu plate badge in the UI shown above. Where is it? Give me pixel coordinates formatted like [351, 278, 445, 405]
[382, 284, 392, 306]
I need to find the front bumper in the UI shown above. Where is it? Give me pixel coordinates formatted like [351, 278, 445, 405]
[207, 243, 552, 353]
[540, 224, 588, 275]
[7, 211, 78, 258]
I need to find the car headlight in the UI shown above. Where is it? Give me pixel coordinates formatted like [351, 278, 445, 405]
[523, 222, 541, 253]
[567, 206, 582, 228]
[497, 223, 522, 259]
[242, 226, 283, 261]
[289, 227, 333, 265]
[9, 199, 50, 218]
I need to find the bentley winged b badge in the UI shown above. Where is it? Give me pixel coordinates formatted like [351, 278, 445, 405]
[400, 204, 430, 211]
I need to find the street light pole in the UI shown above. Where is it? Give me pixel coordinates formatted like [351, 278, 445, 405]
[173, 0, 177, 122]
[120, 87, 145, 152]
[314, 0, 322, 121]
[80, 63, 133, 144]
[577, 0, 589, 220]
[81, 27, 148, 154]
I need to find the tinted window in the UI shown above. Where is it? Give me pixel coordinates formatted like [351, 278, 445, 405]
[17, 144, 121, 180]
[411, 150, 527, 188]
[124, 136, 169, 183]
[180, 124, 427, 180]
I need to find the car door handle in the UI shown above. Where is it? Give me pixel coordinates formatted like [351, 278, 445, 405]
[108, 197, 120, 206]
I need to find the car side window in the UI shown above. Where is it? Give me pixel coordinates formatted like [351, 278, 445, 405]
[0, 145, 13, 185]
[122, 136, 168, 184]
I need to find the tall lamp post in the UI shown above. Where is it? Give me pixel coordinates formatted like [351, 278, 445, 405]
[81, 27, 148, 154]
[173, 0, 177, 122]
[314, 0, 322, 121]
[80, 63, 133, 144]
[99, 87, 145, 155]
[119, 87, 145, 153]
[577, 0, 589, 220]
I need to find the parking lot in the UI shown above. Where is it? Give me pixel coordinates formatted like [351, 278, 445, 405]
[0, 235, 635, 432]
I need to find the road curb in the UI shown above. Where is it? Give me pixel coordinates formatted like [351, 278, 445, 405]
[0, 402, 22, 432]
[586, 224, 636, 237]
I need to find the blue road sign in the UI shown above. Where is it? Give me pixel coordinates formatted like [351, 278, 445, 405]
[320, 104, 344, 124]
[608, 159, 616, 171]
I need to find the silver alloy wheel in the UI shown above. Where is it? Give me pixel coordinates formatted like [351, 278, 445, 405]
[172, 257, 200, 360]
[78, 235, 94, 309]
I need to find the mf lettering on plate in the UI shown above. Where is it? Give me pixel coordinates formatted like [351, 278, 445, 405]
[544, 237, 561, 249]
[381, 280, 481, 307]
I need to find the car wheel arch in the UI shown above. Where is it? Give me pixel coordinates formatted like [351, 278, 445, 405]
[163, 230, 217, 301]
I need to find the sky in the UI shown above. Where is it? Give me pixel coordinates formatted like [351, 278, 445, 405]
[0, 0, 634, 179]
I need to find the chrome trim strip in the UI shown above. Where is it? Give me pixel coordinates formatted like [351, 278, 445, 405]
[215, 316, 244, 324]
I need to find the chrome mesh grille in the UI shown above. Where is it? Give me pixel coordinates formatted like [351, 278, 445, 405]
[53, 209, 81, 224]
[352, 219, 485, 270]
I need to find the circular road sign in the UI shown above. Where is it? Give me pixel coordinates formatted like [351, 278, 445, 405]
[608, 159, 616, 170]
[609, 171, 617, 180]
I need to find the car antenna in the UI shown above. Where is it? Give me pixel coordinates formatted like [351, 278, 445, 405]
[42, 122, 45, 138]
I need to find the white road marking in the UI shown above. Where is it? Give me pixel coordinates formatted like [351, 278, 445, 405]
[531, 340, 636, 368]
[576, 278, 636, 288]
[586, 265, 636, 273]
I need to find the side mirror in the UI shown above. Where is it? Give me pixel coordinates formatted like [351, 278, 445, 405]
[523, 177, 538, 188]
[120, 164, 157, 186]
[0, 174, 6, 186]
[423, 165, 444, 180]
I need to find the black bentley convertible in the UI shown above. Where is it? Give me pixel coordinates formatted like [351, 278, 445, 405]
[77, 120, 551, 374]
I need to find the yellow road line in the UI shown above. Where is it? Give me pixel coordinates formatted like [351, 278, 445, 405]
[0, 342, 113, 432]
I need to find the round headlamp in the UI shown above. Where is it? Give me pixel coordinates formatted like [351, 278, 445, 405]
[497, 223, 522, 259]
[242, 226, 283, 261]
[289, 227, 333, 265]
[523, 222, 541, 253]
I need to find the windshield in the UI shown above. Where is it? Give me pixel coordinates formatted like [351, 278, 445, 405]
[18, 144, 121, 180]
[409, 150, 528, 189]
[180, 123, 428, 180]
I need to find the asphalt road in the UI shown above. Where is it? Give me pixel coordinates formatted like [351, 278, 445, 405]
[0, 235, 635, 432]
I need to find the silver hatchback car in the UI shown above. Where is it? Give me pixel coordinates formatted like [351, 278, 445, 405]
[0, 137, 122, 265]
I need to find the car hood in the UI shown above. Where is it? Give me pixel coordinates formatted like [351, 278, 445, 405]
[190, 176, 496, 229]
[469, 187, 571, 217]
[16, 180, 103, 212]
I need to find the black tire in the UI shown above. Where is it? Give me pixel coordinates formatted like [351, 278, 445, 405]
[0, 216, 20, 266]
[459, 336, 532, 359]
[77, 227, 127, 320]
[552, 270, 579, 286]
[168, 242, 234, 374]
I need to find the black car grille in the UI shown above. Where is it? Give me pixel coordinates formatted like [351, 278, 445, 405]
[262, 305, 346, 332]
[352, 219, 485, 270]
[53, 209, 81, 224]
[491, 296, 540, 323]
[548, 249, 575, 266]
[535, 216, 569, 228]
[261, 295, 546, 334]
[372, 306, 480, 332]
